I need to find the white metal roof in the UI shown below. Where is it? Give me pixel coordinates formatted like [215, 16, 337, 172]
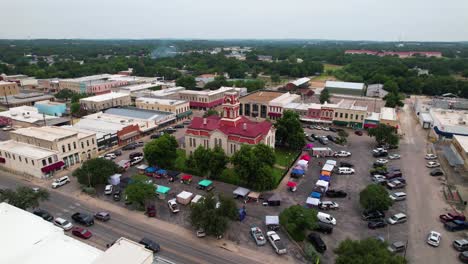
[12, 126, 78, 141]
[136, 97, 187, 106]
[291, 77, 311, 86]
[80, 92, 130, 103]
[92, 237, 152, 264]
[269, 93, 300, 107]
[454, 135, 468, 153]
[325, 81, 365, 90]
[0, 202, 102, 264]
[0, 140, 58, 159]
[0, 106, 60, 124]
[179, 86, 233, 96]
[380, 107, 397, 121]
[177, 191, 193, 199]
[420, 112, 433, 123]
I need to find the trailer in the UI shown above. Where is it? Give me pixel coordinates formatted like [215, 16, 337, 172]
[191, 194, 204, 204]
[312, 147, 334, 157]
[176, 191, 193, 205]
[265, 215, 280, 231]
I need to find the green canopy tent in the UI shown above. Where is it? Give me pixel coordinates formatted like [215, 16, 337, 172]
[197, 179, 214, 191]
[155, 185, 171, 199]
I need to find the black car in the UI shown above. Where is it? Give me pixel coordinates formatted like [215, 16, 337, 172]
[430, 169, 444, 176]
[183, 120, 192, 125]
[325, 189, 347, 198]
[150, 133, 162, 139]
[72, 212, 94, 226]
[122, 143, 137, 150]
[129, 152, 143, 160]
[370, 168, 388, 176]
[113, 150, 122, 156]
[313, 222, 333, 234]
[307, 233, 327, 253]
[368, 219, 387, 229]
[361, 210, 385, 221]
[307, 136, 315, 142]
[174, 124, 184, 129]
[33, 209, 53, 221]
[139, 237, 160, 253]
[311, 134, 319, 140]
[318, 138, 328, 145]
[329, 127, 337, 132]
[94, 211, 111, 222]
[113, 189, 122, 201]
[339, 162, 354, 168]
[164, 128, 176, 134]
[385, 171, 403, 179]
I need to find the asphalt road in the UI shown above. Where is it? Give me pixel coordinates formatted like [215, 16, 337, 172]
[0, 173, 269, 264]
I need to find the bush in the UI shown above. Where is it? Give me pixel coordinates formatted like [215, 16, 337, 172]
[218, 169, 241, 185]
[81, 186, 96, 196]
[304, 242, 321, 262]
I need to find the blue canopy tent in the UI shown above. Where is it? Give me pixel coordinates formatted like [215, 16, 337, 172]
[238, 208, 247, 221]
[319, 175, 331, 182]
[291, 169, 305, 178]
[310, 192, 322, 199]
[145, 167, 157, 174]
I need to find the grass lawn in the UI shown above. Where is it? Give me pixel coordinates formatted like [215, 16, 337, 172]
[272, 167, 287, 185]
[275, 148, 300, 168]
[324, 63, 343, 71]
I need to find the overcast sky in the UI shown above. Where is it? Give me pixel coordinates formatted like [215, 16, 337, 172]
[2, 0, 468, 41]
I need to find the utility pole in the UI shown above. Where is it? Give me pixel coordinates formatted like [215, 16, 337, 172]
[43, 113, 47, 126]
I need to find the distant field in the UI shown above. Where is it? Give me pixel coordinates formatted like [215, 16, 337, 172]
[324, 64, 344, 71]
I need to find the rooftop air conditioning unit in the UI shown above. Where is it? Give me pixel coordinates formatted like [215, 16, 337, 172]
[23, 114, 30, 119]
[11, 113, 17, 116]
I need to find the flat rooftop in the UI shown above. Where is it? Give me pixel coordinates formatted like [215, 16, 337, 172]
[240, 91, 284, 103]
[454, 135, 468, 153]
[325, 81, 365, 90]
[380, 107, 397, 121]
[12, 126, 78, 141]
[0, 202, 102, 264]
[146, 86, 185, 97]
[136, 97, 187, 106]
[0, 93, 54, 105]
[118, 83, 161, 93]
[92, 237, 153, 264]
[0, 140, 57, 159]
[179, 86, 233, 96]
[270, 92, 300, 106]
[35, 100, 66, 106]
[431, 108, 468, 134]
[0, 81, 17, 85]
[0, 106, 63, 124]
[62, 74, 111, 82]
[70, 119, 126, 138]
[104, 107, 174, 122]
[80, 92, 129, 103]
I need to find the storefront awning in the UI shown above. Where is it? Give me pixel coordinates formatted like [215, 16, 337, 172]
[176, 110, 193, 118]
[41, 161, 65, 173]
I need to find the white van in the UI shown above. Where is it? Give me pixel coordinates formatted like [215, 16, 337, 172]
[338, 167, 355, 175]
[389, 192, 406, 201]
[51, 176, 70, 189]
[387, 213, 407, 225]
[317, 212, 337, 225]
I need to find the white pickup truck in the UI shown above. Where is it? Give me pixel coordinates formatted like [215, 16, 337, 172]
[267, 231, 287, 255]
[167, 199, 180, 213]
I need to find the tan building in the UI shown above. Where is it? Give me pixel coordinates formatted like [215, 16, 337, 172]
[0, 140, 60, 178]
[239, 91, 284, 118]
[330, 100, 368, 129]
[80, 92, 132, 112]
[135, 97, 191, 121]
[178, 87, 235, 110]
[379, 107, 399, 128]
[452, 135, 468, 171]
[10, 126, 98, 168]
[0, 81, 20, 96]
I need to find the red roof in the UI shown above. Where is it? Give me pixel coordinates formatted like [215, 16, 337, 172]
[188, 115, 272, 139]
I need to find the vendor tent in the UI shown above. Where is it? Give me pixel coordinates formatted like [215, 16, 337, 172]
[325, 160, 337, 166]
[265, 215, 280, 231]
[301, 154, 311, 161]
[247, 192, 260, 202]
[108, 173, 121, 186]
[233, 187, 250, 198]
[267, 193, 281, 206]
[321, 170, 331, 176]
[319, 175, 331, 182]
[167, 170, 180, 178]
[136, 164, 148, 171]
[286, 181, 297, 188]
[306, 197, 320, 207]
[198, 179, 213, 188]
[291, 169, 305, 177]
[145, 167, 157, 174]
[310, 192, 322, 199]
[191, 194, 204, 204]
[176, 191, 193, 205]
[321, 164, 334, 172]
[305, 143, 314, 149]
[156, 169, 167, 175]
[297, 159, 308, 167]
[316, 180, 329, 191]
[155, 185, 171, 199]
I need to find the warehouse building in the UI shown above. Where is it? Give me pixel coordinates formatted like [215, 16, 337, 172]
[324, 81, 366, 96]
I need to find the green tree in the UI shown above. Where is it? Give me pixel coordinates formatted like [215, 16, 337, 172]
[360, 184, 393, 212]
[384, 80, 399, 93]
[368, 124, 399, 146]
[204, 75, 229, 90]
[319, 88, 331, 104]
[337, 129, 349, 145]
[271, 74, 281, 83]
[190, 146, 212, 176]
[275, 110, 305, 150]
[0, 186, 49, 210]
[124, 175, 155, 209]
[54, 89, 74, 101]
[209, 146, 229, 179]
[384, 92, 405, 108]
[252, 143, 276, 167]
[190, 193, 237, 237]
[72, 158, 119, 187]
[144, 134, 178, 169]
[176, 75, 196, 89]
[70, 102, 81, 116]
[203, 109, 219, 117]
[279, 205, 318, 241]
[335, 238, 407, 264]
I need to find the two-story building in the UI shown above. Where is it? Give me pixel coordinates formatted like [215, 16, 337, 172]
[135, 98, 192, 121]
[80, 92, 132, 112]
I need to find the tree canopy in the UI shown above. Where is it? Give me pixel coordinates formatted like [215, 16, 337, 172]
[335, 238, 407, 264]
[124, 175, 155, 209]
[319, 89, 331, 104]
[72, 158, 119, 187]
[0, 186, 49, 210]
[203, 109, 219, 117]
[384, 92, 405, 108]
[275, 110, 305, 150]
[231, 144, 277, 191]
[189, 193, 238, 237]
[144, 134, 178, 169]
[368, 124, 399, 146]
[176, 75, 196, 89]
[279, 205, 318, 241]
[359, 184, 393, 212]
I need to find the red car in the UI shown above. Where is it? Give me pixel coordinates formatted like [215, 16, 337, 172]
[72, 227, 92, 239]
[354, 130, 363, 136]
[440, 211, 466, 223]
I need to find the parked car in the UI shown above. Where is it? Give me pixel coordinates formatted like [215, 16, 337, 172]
[308, 233, 327, 253]
[453, 239, 468, 252]
[426, 161, 440, 168]
[311, 134, 319, 140]
[71, 212, 94, 226]
[385, 171, 403, 179]
[329, 127, 337, 132]
[440, 211, 466, 223]
[122, 143, 137, 150]
[326, 135, 336, 142]
[368, 219, 387, 229]
[373, 151, 389, 157]
[334, 151, 351, 157]
[387, 179, 406, 190]
[104, 153, 117, 160]
[196, 228, 206, 238]
[113, 150, 122, 156]
[250, 225, 267, 246]
[425, 153, 438, 160]
[339, 162, 353, 167]
[445, 220, 468, 232]
[389, 192, 407, 201]
[113, 189, 122, 201]
[375, 158, 389, 164]
[355, 130, 363, 136]
[174, 124, 184, 129]
[430, 169, 444, 176]
[389, 154, 401, 160]
[317, 212, 337, 225]
[307, 135, 315, 142]
[337, 167, 355, 174]
[131, 156, 144, 165]
[167, 199, 180, 213]
[51, 175, 70, 188]
[387, 241, 406, 253]
[266, 231, 287, 255]
[372, 175, 387, 185]
[427, 231, 441, 247]
[318, 137, 328, 145]
[135, 141, 144, 147]
[94, 211, 111, 222]
[129, 152, 143, 160]
[104, 184, 113, 195]
[362, 210, 385, 221]
[387, 213, 407, 225]
[318, 201, 339, 210]
[163, 128, 177, 134]
[459, 251, 468, 263]
[33, 209, 53, 221]
[139, 237, 160, 253]
[53, 217, 73, 231]
[72, 227, 92, 239]
[313, 222, 333, 234]
[325, 189, 347, 198]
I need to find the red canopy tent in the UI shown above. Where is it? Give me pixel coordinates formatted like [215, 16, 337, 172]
[300, 154, 311, 161]
[181, 174, 192, 181]
[286, 181, 297, 187]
